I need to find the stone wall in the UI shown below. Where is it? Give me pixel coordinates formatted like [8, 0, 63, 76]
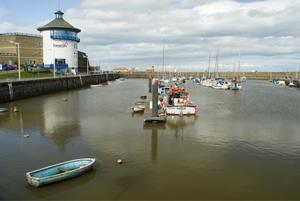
[0, 73, 120, 103]
[120, 71, 299, 81]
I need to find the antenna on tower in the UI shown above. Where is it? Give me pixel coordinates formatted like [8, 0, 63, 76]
[58, 0, 61, 11]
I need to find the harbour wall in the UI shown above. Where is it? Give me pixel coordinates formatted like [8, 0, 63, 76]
[120, 71, 299, 80]
[120, 71, 300, 88]
[0, 73, 120, 103]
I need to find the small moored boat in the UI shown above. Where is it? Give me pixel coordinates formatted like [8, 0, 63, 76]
[132, 101, 145, 113]
[90, 84, 101, 87]
[0, 108, 9, 113]
[26, 158, 96, 187]
[140, 95, 147, 100]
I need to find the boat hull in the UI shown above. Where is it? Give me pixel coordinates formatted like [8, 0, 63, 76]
[90, 84, 101, 87]
[26, 158, 96, 187]
[132, 106, 144, 112]
[0, 108, 8, 113]
[212, 85, 230, 90]
[166, 106, 197, 115]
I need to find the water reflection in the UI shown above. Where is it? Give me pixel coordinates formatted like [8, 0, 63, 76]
[166, 115, 197, 137]
[1, 79, 300, 200]
[142, 116, 197, 162]
[42, 93, 81, 152]
[0, 92, 82, 153]
[143, 123, 166, 163]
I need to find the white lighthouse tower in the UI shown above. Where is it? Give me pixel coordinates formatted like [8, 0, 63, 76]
[38, 11, 81, 73]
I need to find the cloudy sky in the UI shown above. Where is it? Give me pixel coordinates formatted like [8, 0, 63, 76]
[1, 0, 300, 71]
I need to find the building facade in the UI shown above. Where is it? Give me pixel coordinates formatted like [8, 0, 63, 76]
[0, 33, 43, 66]
[37, 11, 81, 72]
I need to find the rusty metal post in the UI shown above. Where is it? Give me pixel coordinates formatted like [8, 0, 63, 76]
[152, 79, 158, 117]
[149, 77, 152, 93]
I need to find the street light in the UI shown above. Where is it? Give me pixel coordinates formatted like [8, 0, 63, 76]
[9, 41, 21, 80]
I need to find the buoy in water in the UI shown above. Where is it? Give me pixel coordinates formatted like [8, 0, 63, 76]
[117, 159, 123, 164]
[13, 106, 19, 112]
[63, 97, 68, 102]
[23, 134, 30, 138]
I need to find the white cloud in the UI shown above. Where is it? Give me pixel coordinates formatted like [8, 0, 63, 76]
[0, 22, 35, 33]
[3, 1, 300, 71]
[61, 0, 300, 71]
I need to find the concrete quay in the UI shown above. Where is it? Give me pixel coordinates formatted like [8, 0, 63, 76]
[0, 73, 120, 103]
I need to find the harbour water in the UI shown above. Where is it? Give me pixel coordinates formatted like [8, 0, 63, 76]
[0, 79, 300, 200]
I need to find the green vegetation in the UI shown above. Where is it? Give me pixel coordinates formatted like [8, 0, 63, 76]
[0, 71, 55, 80]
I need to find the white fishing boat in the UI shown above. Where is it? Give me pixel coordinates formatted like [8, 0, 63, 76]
[165, 87, 199, 115]
[166, 105, 199, 115]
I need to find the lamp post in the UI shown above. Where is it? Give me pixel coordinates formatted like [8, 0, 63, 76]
[9, 41, 21, 80]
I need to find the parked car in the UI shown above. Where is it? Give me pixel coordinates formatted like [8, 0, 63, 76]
[1, 64, 14, 71]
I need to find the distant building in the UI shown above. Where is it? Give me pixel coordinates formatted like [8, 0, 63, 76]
[112, 67, 130, 73]
[78, 51, 89, 73]
[146, 66, 154, 73]
[0, 33, 43, 65]
[37, 11, 81, 73]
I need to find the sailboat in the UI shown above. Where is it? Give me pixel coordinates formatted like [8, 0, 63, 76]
[201, 52, 214, 87]
[231, 50, 242, 90]
[288, 58, 299, 87]
[240, 72, 247, 82]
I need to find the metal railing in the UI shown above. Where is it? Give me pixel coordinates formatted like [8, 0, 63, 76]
[50, 34, 80, 42]
[0, 32, 42, 38]
[0, 71, 117, 83]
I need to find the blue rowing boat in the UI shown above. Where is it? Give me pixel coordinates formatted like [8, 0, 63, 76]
[26, 158, 96, 187]
[0, 108, 8, 113]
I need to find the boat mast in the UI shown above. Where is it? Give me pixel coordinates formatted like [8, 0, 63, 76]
[214, 47, 220, 78]
[297, 57, 299, 80]
[162, 39, 165, 80]
[238, 50, 241, 82]
[208, 52, 211, 78]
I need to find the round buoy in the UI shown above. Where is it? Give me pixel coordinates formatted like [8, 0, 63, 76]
[23, 134, 30, 138]
[63, 97, 68, 102]
[117, 159, 123, 164]
[13, 106, 19, 113]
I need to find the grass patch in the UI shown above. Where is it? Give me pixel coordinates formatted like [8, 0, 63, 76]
[0, 71, 55, 80]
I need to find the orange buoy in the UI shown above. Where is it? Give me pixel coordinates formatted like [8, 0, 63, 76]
[117, 159, 123, 164]
[63, 97, 68, 102]
[13, 106, 19, 112]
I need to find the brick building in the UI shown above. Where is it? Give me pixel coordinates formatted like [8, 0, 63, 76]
[0, 33, 43, 66]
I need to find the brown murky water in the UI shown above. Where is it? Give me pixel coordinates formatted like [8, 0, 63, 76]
[0, 79, 300, 200]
